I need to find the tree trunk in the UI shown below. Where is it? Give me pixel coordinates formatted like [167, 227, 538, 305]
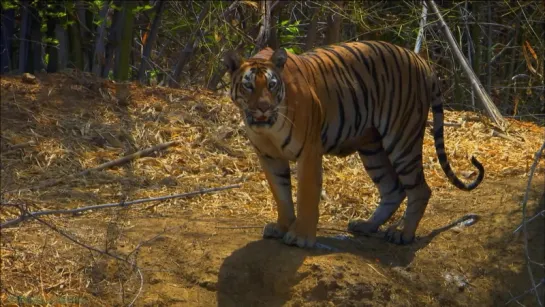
[84, 2, 95, 71]
[325, 1, 344, 45]
[252, 0, 272, 54]
[267, 12, 279, 50]
[92, 1, 109, 76]
[305, 7, 319, 51]
[485, 3, 492, 92]
[30, 11, 43, 73]
[103, 0, 123, 78]
[45, 4, 60, 73]
[114, 0, 137, 81]
[138, 0, 166, 84]
[67, 4, 84, 71]
[56, 24, 68, 70]
[170, 2, 211, 87]
[0, 8, 15, 73]
[427, 0, 506, 130]
[18, 0, 31, 73]
[470, 1, 481, 82]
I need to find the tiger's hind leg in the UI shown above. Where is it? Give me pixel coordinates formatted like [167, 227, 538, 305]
[385, 139, 432, 244]
[348, 130, 407, 235]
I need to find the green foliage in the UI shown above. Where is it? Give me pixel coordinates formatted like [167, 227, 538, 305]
[1, 0, 542, 119]
[134, 3, 154, 14]
[278, 20, 303, 54]
[1, 0, 18, 10]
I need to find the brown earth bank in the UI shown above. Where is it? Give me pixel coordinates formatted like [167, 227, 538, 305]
[1, 72, 544, 306]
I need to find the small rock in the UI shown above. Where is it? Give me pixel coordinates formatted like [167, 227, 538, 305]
[22, 73, 38, 84]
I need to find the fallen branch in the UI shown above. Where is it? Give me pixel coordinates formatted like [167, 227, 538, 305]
[426, 120, 462, 128]
[426, 0, 507, 130]
[491, 129, 524, 144]
[8, 140, 36, 150]
[1, 184, 241, 229]
[4, 140, 179, 193]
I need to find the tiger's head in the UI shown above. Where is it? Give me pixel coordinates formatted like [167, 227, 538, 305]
[223, 48, 288, 130]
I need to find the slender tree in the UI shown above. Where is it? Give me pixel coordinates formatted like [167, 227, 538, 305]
[114, 0, 137, 81]
[138, 0, 166, 84]
[66, 3, 84, 70]
[92, 0, 110, 76]
[18, 0, 31, 73]
[170, 2, 211, 87]
[325, 1, 344, 44]
[0, 7, 15, 73]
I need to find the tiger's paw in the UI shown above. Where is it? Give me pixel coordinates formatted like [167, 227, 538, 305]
[282, 220, 317, 248]
[263, 222, 289, 239]
[384, 228, 415, 245]
[347, 219, 379, 235]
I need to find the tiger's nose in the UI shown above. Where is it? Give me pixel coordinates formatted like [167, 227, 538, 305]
[256, 100, 269, 113]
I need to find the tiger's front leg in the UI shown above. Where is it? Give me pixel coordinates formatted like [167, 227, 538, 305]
[283, 150, 323, 248]
[259, 156, 296, 240]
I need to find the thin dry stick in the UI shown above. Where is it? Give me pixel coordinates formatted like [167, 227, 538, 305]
[491, 129, 524, 144]
[4, 140, 180, 193]
[28, 211, 145, 306]
[514, 139, 545, 306]
[8, 140, 36, 150]
[426, 120, 462, 128]
[513, 209, 545, 234]
[1, 184, 241, 228]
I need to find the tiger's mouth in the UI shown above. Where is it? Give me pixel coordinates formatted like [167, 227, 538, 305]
[245, 111, 278, 127]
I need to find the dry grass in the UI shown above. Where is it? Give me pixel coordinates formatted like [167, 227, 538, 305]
[1, 72, 543, 306]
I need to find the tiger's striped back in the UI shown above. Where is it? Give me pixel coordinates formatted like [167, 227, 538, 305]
[274, 41, 483, 190]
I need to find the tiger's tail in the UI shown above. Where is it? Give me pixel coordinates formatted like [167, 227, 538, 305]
[431, 92, 484, 191]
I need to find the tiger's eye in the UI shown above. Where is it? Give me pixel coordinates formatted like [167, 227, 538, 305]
[243, 82, 253, 91]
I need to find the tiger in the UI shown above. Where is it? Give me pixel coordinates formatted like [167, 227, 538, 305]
[223, 41, 484, 248]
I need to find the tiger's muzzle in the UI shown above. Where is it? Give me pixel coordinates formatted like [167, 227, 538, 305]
[245, 107, 279, 127]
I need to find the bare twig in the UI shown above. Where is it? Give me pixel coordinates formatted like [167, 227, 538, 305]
[505, 279, 545, 306]
[20, 206, 145, 305]
[491, 129, 525, 144]
[128, 268, 144, 307]
[7, 140, 36, 150]
[426, 120, 462, 128]
[31, 213, 128, 263]
[215, 225, 263, 229]
[1, 184, 241, 229]
[511, 139, 545, 306]
[4, 140, 179, 193]
[513, 209, 545, 234]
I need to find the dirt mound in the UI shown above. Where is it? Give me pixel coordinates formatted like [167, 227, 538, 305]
[1, 72, 544, 306]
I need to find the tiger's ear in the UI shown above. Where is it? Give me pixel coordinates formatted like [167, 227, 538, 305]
[223, 51, 243, 74]
[270, 48, 287, 70]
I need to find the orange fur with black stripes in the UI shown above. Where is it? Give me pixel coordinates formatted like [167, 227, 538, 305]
[223, 41, 484, 248]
